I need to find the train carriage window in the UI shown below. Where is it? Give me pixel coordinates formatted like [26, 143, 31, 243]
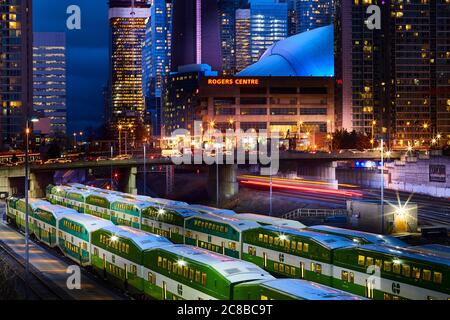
[178, 266, 183, 276]
[168, 261, 172, 272]
[358, 255, 365, 266]
[303, 243, 309, 253]
[158, 256, 162, 267]
[383, 261, 392, 272]
[279, 239, 285, 247]
[375, 259, 382, 268]
[279, 264, 284, 272]
[274, 263, 279, 271]
[189, 269, 194, 281]
[263, 235, 268, 243]
[269, 236, 273, 245]
[315, 264, 322, 275]
[274, 237, 279, 246]
[433, 272, 442, 284]
[366, 257, 374, 267]
[201, 273, 207, 286]
[162, 258, 167, 269]
[297, 242, 303, 251]
[350, 272, 354, 283]
[285, 240, 290, 250]
[261, 295, 269, 300]
[148, 272, 155, 284]
[285, 266, 290, 274]
[402, 265, 410, 277]
[83, 243, 87, 251]
[393, 263, 401, 274]
[291, 241, 296, 250]
[259, 234, 263, 242]
[291, 267, 296, 276]
[423, 269, 431, 281]
[412, 267, 420, 279]
[311, 262, 315, 271]
[183, 266, 189, 278]
[342, 270, 349, 282]
[195, 271, 201, 282]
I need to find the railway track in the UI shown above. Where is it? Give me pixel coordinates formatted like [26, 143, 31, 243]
[0, 239, 71, 300]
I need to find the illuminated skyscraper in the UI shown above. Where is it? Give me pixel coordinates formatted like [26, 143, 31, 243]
[0, 0, 32, 150]
[249, 0, 288, 63]
[296, 0, 334, 34]
[171, 0, 222, 72]
[33, 32, 67, 136]
[235, 9, 252, 72]
[143, 0, 172, 136]
[108, 0, 150, 141]
[218, 0, 241, 75]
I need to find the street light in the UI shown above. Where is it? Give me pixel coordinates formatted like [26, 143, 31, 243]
[25, 117, 39, 290]
[118, 125, 123, 155]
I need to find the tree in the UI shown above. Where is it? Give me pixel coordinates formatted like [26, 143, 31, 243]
[332, 129, 378, 151]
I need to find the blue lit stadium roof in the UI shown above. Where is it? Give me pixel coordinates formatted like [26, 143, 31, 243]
[238, 25, 334, 77]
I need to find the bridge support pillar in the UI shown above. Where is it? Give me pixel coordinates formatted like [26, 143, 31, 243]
[297, 161, 338, 189]
[208, 164, 238, 206]
[29, 172, 54, 198]
[125, 167, 138, 195]
[165, 165, 175, 196]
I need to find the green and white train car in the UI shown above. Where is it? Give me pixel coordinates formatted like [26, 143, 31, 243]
[234, 278, 367, 300]
[242, 225, 356, 286]
[332, 244, 450, 300]
[238, 213, 306, 229]
[142, 245, 275, 300]
[58, 213, 114, 266]
[6, 197, 49, 234]
[184, 213, 261, 259]
[307, 225, 407, 246]
[90, 225, 171, 294]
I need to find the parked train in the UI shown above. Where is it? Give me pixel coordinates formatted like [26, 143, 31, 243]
[5, 196, 365, 300]
[45, 184, 450, 300]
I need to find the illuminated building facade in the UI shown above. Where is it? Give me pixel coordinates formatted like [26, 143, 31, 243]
[0, 0, 32, 150]
[108, 0, 150, 141]
[143, 0, 172, 136]
[33, 32, 67, 136]
[296, 0, 334, 33]
[335, 1, 450, 148]
[235, 9, 252, 72]
[218, 0, 241, 75]
[163, 64, 218, 135]
[249, 0, 288, 63]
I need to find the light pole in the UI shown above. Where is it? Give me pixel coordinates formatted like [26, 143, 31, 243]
[371, 120, 376, 149]
[73, 132, 77, 149]
[143, 143, 147, 196]
[110, 145, 113, 189]
[25, 117, 39, 288]
[380, 139, 384, 234]
[269, 163, 273, 217]
[118, 125, 123, 155]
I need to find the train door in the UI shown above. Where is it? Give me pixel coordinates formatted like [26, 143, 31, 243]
[300, 262, 305, 279]
[221, 242, 225, 255]
[365, 279, 374, 299]
[263, 252, 267, 268]
[162, 281, 167, 300]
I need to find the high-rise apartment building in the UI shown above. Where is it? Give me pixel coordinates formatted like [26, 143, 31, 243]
[0, 0, 32, 150]
[108, 0, 150, 141]
[33, 32, 67, 136]
[249, 0, 288, 63]
[335, 1, 450, 148]
[296, 0, 334, 34]
[218, 0, 241, 75]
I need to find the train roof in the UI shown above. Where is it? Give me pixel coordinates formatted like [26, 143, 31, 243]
[163, 245, 274, 283]
[408, 244, 450, 259]
[35, 202, 79, 218]
[101, 225, 171, 250]
[357, 244, 450, 267]
[189, 213, 261, 232]
[261, 225, 356, 250]
[61, 213, 114, 232]
[188, 204, 237, 216]
[307, 225, 407, 247]
[238, 213, 306, 229]
[259, 279, 367, 300]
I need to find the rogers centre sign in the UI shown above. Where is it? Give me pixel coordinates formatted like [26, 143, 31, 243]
[207, 78, 260, 86]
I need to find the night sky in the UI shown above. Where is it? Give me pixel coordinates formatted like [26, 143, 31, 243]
[33, 0, 109, 134]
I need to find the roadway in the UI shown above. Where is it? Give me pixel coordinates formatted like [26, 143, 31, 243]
[239, 183, 450, 227]
[0, 205, 128, 300]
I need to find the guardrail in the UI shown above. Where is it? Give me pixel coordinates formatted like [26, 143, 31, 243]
[282, 208, 349, 220]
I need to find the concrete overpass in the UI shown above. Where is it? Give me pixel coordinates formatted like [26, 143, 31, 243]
[0, 150, 402, 203]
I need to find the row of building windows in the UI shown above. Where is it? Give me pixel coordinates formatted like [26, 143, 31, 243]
[157, 256, 207, 286]
[357, 255, 442, 284]
[257, 233, 309, 253]
[99, 234, 130, 255]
